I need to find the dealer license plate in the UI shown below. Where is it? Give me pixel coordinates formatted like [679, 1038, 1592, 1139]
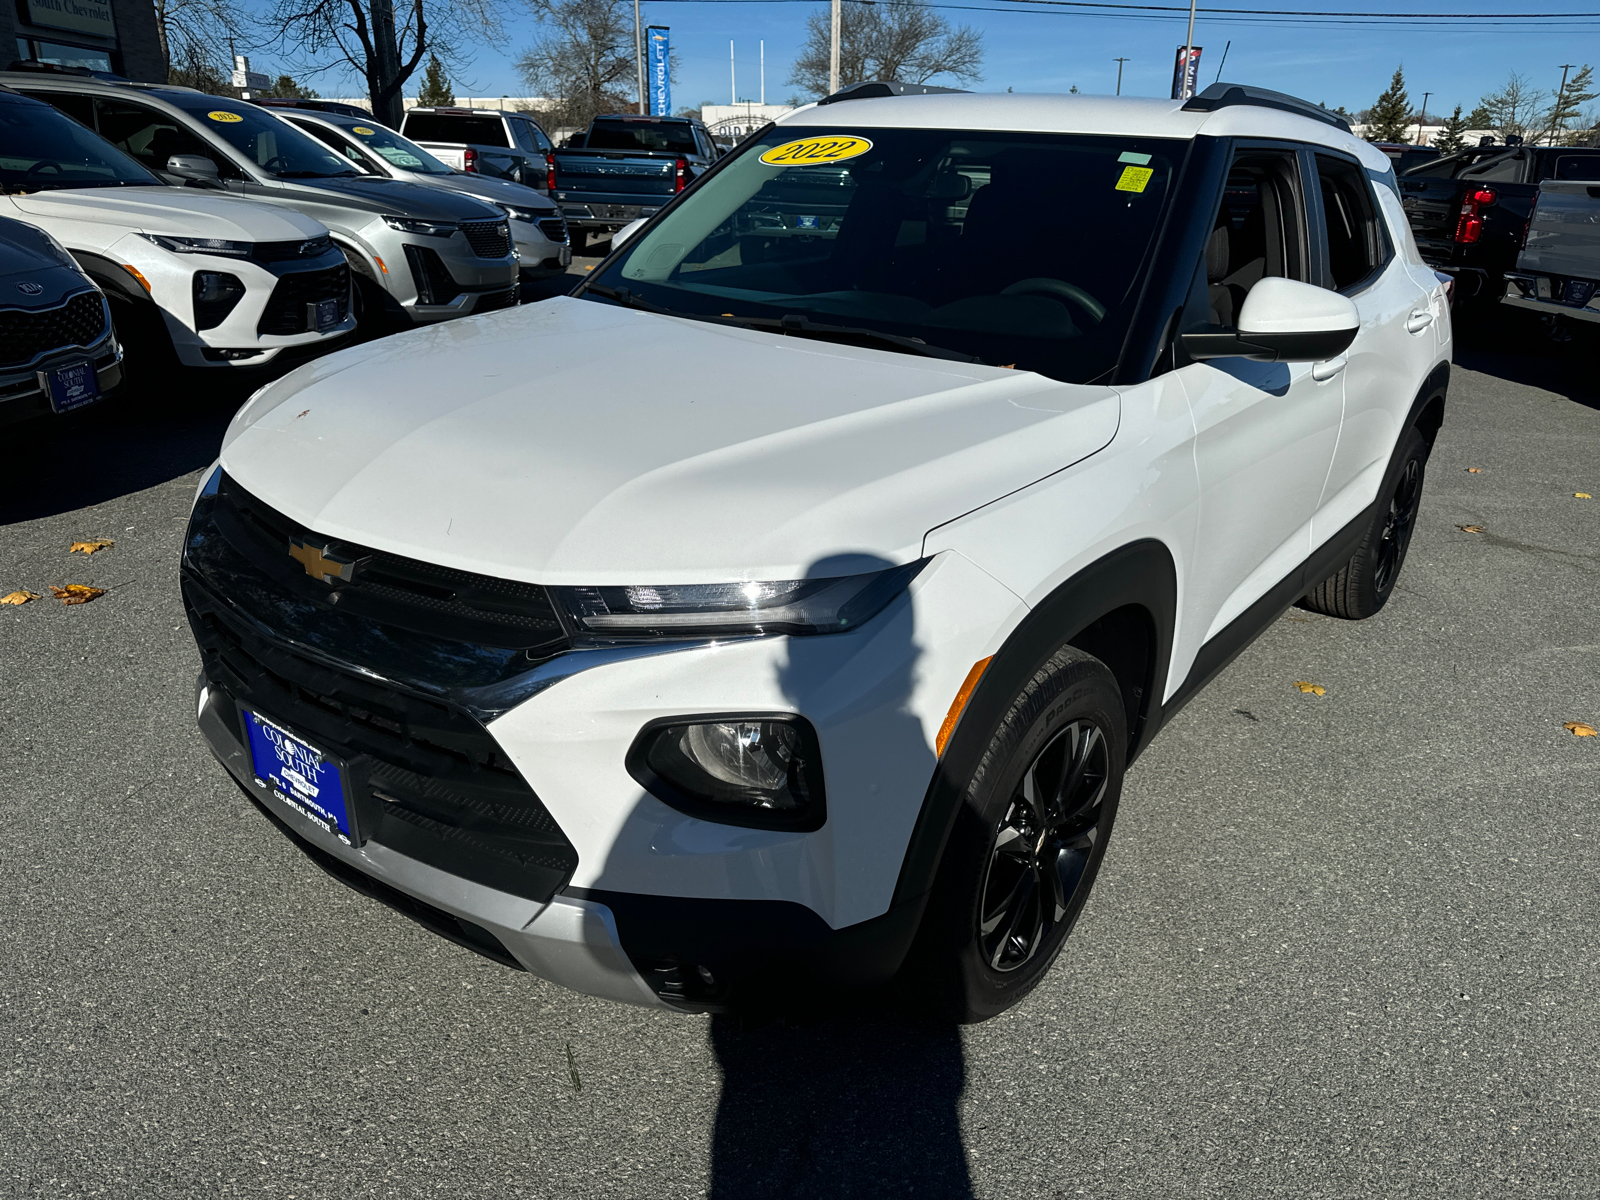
[314, 298, 341, 330]
[42, 361, 100, 413]
[242, 708, 354, 842]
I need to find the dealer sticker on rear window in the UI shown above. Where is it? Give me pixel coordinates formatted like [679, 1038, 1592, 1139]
[208, 111, 243, 122]
[760, 136, 874, 166]
[1115, 165, 1154, 193]
[353, 126, 377, 136]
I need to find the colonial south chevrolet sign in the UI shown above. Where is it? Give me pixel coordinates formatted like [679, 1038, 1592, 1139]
[25, 0, 116, 39]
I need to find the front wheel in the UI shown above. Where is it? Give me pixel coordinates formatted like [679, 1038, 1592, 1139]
[1302, 424, 1429, 619]
[908, 646, 1126, 1023]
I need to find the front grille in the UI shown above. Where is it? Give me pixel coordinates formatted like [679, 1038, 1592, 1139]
[257, 264, 349, 336]
[253, 235, 334, 263]
[0, 290, 107, 369]
[462, 219, 513, 259]
[537, 215, 568, 244]
[187, 578, 578, 904]
[209, 472, 567, 654]
[473, 286, 519, 313]
[403, 244, 461, 305]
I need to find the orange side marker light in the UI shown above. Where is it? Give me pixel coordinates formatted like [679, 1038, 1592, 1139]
[373, 255, 388, 275]
[936, 656, 993, 758]
[122, 265, 152, 293]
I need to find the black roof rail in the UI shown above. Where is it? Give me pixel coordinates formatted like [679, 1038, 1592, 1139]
[817, 80, 968, 105]
[1182, 82, 1351, 133]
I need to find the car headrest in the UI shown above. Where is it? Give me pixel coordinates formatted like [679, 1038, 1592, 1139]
[1206, 218, 1231, 282]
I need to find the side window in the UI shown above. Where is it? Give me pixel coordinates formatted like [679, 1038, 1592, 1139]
[1194, 148, 1307, 329]
[295, 121, 377, 173]
[1313, 153, 1389, 292]
[24, 90, 95, 129]
[1547, 154, 1600, 181]
[525, 119, 553, 154]
[94, 100, 243, 179]
[1460, 152, 1524, 183]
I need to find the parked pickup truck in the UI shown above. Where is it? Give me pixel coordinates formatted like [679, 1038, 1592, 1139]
[550, 114, 720, 253]
[1503, 180, 1600, 331]
[398, 107, 556, 193]
[1398, 138, 1600, 303]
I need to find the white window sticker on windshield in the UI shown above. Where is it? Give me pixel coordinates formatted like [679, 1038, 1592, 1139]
[759, 136, 873, 166]
[374, 147, 424, 167]
[1115, 165, 1154, 193]
[1118, 151, 1152, 165]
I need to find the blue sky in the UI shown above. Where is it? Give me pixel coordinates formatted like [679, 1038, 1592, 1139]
[270, 1, 1598, 122]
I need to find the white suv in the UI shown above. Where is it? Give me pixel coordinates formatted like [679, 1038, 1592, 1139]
[184, 84, 1451, 1021]
[0, 90, 353, 374]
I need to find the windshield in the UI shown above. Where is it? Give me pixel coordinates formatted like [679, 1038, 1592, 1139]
[343, 122, 455, 174]
[0, 100, 159, 191]
[402, 114, 509, 148]
[590, 125, 1180, 382]
[165, 97, 357, 178]
[587, 118, 700, 155]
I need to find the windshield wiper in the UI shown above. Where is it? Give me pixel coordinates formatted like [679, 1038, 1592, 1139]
[712, 313, 980, 363]
[583, 282, 684, 317]
[276, 170, 361, 179]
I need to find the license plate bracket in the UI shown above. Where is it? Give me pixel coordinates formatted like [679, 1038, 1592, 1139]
[39, 360, 100, 413]
[307, 298, 342, 331]
[240, 706, 357, 844]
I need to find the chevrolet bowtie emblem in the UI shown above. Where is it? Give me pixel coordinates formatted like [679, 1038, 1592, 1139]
[288, 539, 356, 584]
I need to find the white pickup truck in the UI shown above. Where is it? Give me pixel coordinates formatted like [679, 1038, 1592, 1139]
[1504, 179, 1600, 328]
[397, 107, 555, 195]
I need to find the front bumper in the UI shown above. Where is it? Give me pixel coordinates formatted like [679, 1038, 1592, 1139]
[382, 231, 521, 323]
[511, 221, 570, 276]
[0, 331, 123, 427]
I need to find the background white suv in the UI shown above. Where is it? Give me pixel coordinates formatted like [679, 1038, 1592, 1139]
[0, 91, 353, 376]
[183, 83, 1451, 1022]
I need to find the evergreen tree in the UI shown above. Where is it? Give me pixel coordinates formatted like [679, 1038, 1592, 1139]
[417, 54, 455, 106]
[1433, 105, 1468, 153]
[1365, 66, 1411, 143]
[258, 74, 319, 99]
[1542, 64, 1596, 145]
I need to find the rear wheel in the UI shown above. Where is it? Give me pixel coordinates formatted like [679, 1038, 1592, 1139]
[569, 229, 590, 256]
[908, 646, 1126, 1023]
[1302, 424, 1429, 619]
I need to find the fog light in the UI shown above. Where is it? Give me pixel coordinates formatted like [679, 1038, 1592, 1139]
[628, 715, 825, 831]
[192, 270, 245, 330]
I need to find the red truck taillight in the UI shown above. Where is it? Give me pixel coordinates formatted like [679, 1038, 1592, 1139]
[546, 151, 557, 191]
[463, 147, 478, 174]
[1454, 187, 1497, 245]
[674, 156, 687, 193]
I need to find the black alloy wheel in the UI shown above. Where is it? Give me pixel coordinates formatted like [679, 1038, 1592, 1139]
[1372, 456, 1423, 596]
[979, 719, 1109, 973]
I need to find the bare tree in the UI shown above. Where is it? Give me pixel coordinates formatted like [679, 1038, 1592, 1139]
[515, 0, 637, 131]
[267, 0, 502, 126]
[1469, 74, 1547, 143]
[788, 0, 983, 99]
[152, 0, 251, 84]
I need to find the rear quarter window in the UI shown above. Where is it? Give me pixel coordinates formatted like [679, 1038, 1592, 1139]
[401, 114, 510, 148]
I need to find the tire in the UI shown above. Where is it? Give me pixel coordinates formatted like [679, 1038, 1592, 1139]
[351, 274, 390, 338]
[569, 229, 589, 256]
[105, 290, 177, 393]
[907, 646, 1127, 1023]
[1302, 423, 1430, 620]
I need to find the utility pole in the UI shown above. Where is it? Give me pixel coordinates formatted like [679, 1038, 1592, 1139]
[1114, 57, 1128, 96]
[731, 40, 736, 104]
[829, 0, 841, 95]
[1416, 91, 1431, 144]
[760, 40, 765, 105]
[1547, 63, 1576, 145]
[1180, 0, 1197, 100]
[635, 0, 645, 114]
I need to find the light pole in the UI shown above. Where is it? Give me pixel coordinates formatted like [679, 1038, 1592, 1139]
[1416, 91, 1431, 144]
[634, 0, 645, 114]
[829, 0, 841, 95]
[1180, 0, 1197, 100]
[1114, 56, 1129, 96]
[1547, 64, 1576, 145]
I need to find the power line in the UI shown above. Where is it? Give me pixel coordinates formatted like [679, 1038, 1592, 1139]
[646, 0, 1600, 14]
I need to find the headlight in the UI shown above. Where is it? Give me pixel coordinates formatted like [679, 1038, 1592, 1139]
[141, 234, 254, 258]
[550, 559, 927, 640]
[383, 216, 459, 237]
[499, 204, 544, 223]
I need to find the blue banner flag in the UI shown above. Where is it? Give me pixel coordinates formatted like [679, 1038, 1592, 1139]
[648, 27, 671, 116]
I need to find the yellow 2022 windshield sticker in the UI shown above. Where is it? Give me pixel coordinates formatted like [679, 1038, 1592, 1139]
[208, 111, 243, 123]
[760, 136, 874, 167]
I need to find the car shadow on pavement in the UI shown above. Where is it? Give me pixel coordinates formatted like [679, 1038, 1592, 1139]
[1453, 307, 1600, 411]
[708, 1010, 972, 1198]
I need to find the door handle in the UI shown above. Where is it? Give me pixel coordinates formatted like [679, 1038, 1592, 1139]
[1406, 308, 1434, 333]
[1312, 355, 1347, 382]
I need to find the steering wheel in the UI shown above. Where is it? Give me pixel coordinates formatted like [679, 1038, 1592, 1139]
[263, 155, 291, 174]
[1001, 277, 1107, 324]
[25, 161, 62, 178]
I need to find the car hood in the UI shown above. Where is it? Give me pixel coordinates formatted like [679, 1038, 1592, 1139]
[289, 175, 506, 222]
[427, 172, 557, 213]
[221, 296, 1120, 584]
[5, 187, 325, 241]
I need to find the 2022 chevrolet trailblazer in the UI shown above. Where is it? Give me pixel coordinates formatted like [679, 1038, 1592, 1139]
[183, 83, 1451, 1021]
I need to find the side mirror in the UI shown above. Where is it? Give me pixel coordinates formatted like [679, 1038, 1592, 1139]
[166, 154, 221, 186]
[612, 217, 647, 249]
[1182, 277, 1359, 363]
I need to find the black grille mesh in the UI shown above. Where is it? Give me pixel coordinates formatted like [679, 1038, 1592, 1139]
[257, 264, 349, 336]
[462, 219, 513, 258]
[537, 216, 568, 244]
[0, 290, 107, 368]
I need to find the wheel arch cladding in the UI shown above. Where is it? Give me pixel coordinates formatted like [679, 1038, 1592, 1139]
[890, 539, 1176, 915]
[1412, 360, 1449, 448]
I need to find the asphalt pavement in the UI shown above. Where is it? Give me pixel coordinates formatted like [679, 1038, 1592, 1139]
[2, 295, 1598, 1199]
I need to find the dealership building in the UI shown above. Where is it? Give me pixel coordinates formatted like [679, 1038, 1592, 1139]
[4, 0, 163, 81]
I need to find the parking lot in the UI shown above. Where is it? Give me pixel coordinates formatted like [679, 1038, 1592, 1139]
[2, 284, 1598, 1198]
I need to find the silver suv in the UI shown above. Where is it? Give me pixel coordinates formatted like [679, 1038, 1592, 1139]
[8, 75, 520, 326]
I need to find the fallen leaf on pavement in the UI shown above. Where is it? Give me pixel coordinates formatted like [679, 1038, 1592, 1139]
[69, 538, 114, 554]
[50, 584, 104, 605]
[1467, 467, 1482, 473]
[1293, 680, 1326, 696]
[1576, 493, 1592, 500]
[1, 589, 40, 605]
[1457, 524, 1485, 533]
[1566, 722, 1598, 738]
